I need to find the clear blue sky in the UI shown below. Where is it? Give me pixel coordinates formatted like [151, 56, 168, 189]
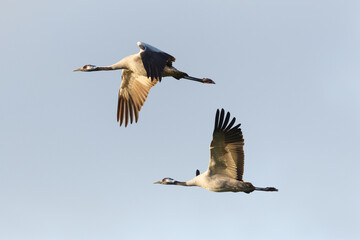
[1, 0, 359, 239]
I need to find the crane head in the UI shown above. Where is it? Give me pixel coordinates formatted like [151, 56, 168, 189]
[73, 64, 97, 72]
[153, 177, 176, 185]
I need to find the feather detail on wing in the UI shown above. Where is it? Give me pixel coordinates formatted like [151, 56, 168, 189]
[117, 69, 157, 127]
[138, 42, 175, 82]
[208, 109, 245, 181]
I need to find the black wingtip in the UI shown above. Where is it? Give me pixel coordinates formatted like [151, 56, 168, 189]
[225, 117, 236, 131]
[222, 112, 230, 129]
[214, 109, 243, 133]
[218, 109, 225, 129]
[214, 109, 220, 130]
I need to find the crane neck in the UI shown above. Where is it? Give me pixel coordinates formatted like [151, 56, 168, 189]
[184, 178, 197, 187]
[170, 180, 196, 187]
[174, 181, 188, 186]
[109, 56, 131, 70]
[95, 66, 114, 71]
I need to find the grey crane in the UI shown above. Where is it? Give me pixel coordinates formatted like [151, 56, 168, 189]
[73, 42, 214, 127]
[154, 109, 278, 194]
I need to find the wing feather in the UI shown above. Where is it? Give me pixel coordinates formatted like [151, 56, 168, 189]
[225, 117, 236, 131]
[222, 112, 230, 128]
[208, 109, 245, 181]
[119, 98, 125, 126]
[138, 42, 175, 82]
[124, 98, 129, 127]
[117, 69, 157, 127]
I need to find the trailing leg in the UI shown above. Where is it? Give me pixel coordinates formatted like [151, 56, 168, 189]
[255, 187, 278, 192]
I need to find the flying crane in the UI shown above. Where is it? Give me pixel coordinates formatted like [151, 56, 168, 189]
[73, 42, 214, 127]
[154, 109, 278, 194]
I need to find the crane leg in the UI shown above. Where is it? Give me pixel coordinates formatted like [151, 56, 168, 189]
[255, 187, 278, 192]
[183, 75, 215, 84]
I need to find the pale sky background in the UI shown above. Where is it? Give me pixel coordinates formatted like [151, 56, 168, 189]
[1, 0, 360, 239]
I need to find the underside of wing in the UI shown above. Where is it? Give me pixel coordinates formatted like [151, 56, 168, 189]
[117, 69, 158, 127]
[208, 109, 245, 181]
[138, 42, 175, 82]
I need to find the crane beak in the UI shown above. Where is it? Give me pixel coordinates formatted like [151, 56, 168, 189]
[73, 68, 82, 72]
[153, 181, 162, 184]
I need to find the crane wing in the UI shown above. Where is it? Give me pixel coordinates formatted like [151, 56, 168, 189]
[138, 42, 175, 82]
[117, 69, 158, 127]
[208, 109, 245, 181]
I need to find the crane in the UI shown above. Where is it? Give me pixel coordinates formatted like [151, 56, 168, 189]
[154, 109, 278, 194]
[73, 42, 215, 127]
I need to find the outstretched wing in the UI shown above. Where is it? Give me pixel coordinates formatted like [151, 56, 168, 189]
[137, 42, 175, 82]
[208, 109, 245, 181]
[117, 69, 158, 127]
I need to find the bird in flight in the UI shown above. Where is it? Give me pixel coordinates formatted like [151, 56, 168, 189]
[73, 42, 215, 127]
[154, 109, 278, 194]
